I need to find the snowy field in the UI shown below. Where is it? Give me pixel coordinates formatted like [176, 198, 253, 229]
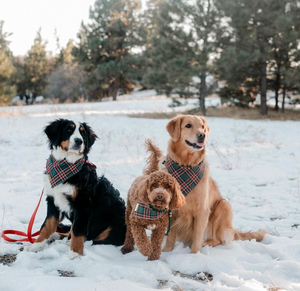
[0, 96, 300, 291]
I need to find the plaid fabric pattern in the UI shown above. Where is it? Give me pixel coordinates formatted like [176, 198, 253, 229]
[46, 155, 86, 188]
[133, 200, 167, 220]
[164, 157, 205, 196]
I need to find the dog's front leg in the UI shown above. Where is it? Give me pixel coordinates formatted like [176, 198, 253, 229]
[26, 196, 60, 252]
[131, 224, 152, 258]
[149, 227, 166, 260]
[191, 207, 210, 253]
[69, 210, 89, 259]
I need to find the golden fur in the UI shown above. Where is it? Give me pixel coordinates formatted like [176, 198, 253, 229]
[146, 114, 267, 253]
[121, 171, 185, 260]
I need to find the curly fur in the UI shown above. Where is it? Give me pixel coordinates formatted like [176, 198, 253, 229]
[121, 171, 185, 260]
[146, 115, 267, 254]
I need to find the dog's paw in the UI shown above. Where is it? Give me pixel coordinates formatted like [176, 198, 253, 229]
[139, 246, 153, 258]
[121, 246, 134, 254]
[24, 241, 46, 253]
[162, 245, 174, 252]
[69, 250, 81, 260]
[148, 253, 160, 261]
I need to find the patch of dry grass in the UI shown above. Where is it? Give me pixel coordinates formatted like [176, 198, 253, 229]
[129, 106, 300, 121]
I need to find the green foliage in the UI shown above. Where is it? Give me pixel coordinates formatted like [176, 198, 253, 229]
[73, 0, 143, 100]
[142, 0, 194, 96]
[0, 21, 15, 105]
[23, 29, 49, 97]
[216, 0, 300, 113]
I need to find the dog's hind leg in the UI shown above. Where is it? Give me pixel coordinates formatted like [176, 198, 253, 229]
[121, 201, 135, 254]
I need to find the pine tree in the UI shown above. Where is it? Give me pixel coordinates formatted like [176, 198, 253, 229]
[180, 0, 222, 115]
[0, 21, 15, 105]
[142, 0, 194, 97]
[215, 0, 300, 115]
[24, 29, 49, 100]
[73, 0, 142, 101]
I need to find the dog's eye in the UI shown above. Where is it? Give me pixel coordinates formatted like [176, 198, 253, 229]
[185, 124, 192, 128]
[165, 184, 170, 189]
[152, 183, 158, 188]
[202, 125, 204, 129]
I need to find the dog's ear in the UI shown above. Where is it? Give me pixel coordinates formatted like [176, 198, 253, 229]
[166, 115, 183, 142]
[169, 178, 185, 210]
[82, 123, 98, 153]
[44, 119, 66, 149]
[199, 116, 210, 140]
[139, 177, 151, 204]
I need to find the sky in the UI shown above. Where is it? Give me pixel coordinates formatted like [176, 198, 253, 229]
[0, 0, 96, 56]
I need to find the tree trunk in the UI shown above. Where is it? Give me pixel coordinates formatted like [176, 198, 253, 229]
[282, 85, 286, 113]
[260, 62, 268, 115]
[199, 72, 206, 116]
[274, 71, 280, 112]
[112, 80, 119, 101]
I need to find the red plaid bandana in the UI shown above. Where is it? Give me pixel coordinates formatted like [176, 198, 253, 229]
[46, 155, 86, 188]
[133, 199, 167, 220]
[164, 156, 205, 196]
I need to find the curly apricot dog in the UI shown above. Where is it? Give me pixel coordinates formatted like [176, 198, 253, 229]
[121, 171, 185, 260]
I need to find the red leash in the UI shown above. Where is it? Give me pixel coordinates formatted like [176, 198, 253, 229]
[1, 189, 44, 243]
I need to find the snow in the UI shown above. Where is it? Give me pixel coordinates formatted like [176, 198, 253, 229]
[0, 94, 300, 291]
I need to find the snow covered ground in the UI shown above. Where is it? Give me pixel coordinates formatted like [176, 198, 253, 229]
[0, 96, 300, 291]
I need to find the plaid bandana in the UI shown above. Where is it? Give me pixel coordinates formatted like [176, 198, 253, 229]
[133, 199, 168, 220]
[46, 155, 86, 188]
[164, 156, 205, 196]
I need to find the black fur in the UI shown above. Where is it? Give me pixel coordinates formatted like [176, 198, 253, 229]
[41, 119, 126, 247]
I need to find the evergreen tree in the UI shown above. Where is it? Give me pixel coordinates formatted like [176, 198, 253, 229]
[216, 0, 300, 115]
[23, 29, 49, 100]
[0, 21, 15, 105]
[269, 0, 300, 111]
[180, 0, 222, 115]
[73, 0, 142, 101]
[55, 39, 75, 68]
[142, 0, 194, 97]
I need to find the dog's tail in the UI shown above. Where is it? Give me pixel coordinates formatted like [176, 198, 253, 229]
[234, 229, 267, 242]
[143, 139, 163, 175]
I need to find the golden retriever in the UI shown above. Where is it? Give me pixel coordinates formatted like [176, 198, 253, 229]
[146, 115, 267, 253]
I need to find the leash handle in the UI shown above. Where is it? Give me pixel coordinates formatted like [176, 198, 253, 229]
[1, 189, 44, 243]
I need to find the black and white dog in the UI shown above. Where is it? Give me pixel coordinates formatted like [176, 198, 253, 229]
[27, 119, 126, 259]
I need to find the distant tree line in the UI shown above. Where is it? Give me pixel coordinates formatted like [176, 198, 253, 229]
[1, 0, 300, 115]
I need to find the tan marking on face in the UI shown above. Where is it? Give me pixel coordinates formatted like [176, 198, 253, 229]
[70, 124, 75, 128]
[35, 216, 59, 243]
[80, 126, 84, 132]
[94, 226, 112, 242]
[70, 231, 85, 255]
[61, 140, 70, 151]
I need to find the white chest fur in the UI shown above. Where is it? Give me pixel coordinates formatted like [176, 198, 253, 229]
[44, 173, 75, 215]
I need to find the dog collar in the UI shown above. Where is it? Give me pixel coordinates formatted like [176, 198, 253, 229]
[163, 156, 205, 196]
[46, 154, 86, 188]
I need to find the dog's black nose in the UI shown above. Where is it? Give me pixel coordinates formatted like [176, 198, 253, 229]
[157, 193, 163, 200]
[74, 138, 83, 146]
[197, 132, 205, 139]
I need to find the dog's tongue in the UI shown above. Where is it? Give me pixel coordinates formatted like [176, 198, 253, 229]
[196, 142, 204, 147]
